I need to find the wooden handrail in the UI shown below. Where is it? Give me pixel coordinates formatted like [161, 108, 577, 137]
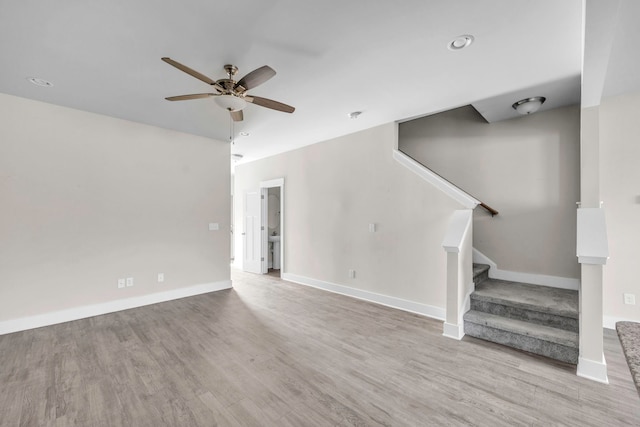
[480, 202, 499, 217]
[396, 149, 498, 217]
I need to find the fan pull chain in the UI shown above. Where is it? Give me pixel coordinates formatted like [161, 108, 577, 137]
[229, 116, 235, 145]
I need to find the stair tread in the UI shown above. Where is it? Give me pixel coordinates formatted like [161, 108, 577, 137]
[473, 263, 490, 275]
[464, 310, 578, 348]
[472, 279, 578, 319]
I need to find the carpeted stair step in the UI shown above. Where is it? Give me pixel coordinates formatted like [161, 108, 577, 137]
[464, 310, 579, 364]
[471, 279, 578, 332]
[473, 263, 490, 285]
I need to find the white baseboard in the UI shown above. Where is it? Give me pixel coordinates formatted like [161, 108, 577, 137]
[0, 280, 232, 336]
[282, 273, 445, 321]
[603, 315, 634, 330]
[472, 248, 579, 290]
[577, 355, 609, 384]
[443, 322, 465, 340]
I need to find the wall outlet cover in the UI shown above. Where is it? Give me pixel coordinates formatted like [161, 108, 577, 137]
[624, 293, 636, 305]
[158, 273, 164, 283]
[126, 277, 134, 287]
[117, 279, 126, 289]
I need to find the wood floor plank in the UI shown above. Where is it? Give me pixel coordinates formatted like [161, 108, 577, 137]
[1, 269, 639, 426]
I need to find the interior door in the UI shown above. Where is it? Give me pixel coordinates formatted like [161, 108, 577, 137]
[243, 190, 262, 273]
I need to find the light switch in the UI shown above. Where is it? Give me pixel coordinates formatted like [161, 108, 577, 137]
[369, 223, 376, 233]
[209, 223, 219, 231]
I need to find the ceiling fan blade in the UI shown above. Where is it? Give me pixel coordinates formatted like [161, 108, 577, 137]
[165, 93, 217, 101]
[246, 96, 295, 113]
[235, 66, 276, 92]
[230, 110, 244, 122]
[161, 57, 224, 91]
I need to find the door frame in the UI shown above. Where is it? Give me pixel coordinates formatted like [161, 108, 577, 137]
[242, 189, 264, 274]
[260, 178, 284, 274]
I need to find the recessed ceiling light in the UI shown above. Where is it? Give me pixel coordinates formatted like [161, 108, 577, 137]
[348, 111, 362, 119]
[239, 131, 250, 137]
[448, 35, 474, 51]
[27, 77, 53, 87]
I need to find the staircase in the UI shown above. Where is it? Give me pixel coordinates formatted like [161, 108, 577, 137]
[464, 264, 579, 364]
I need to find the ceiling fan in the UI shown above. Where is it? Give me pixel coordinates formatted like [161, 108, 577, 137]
[161, 57, 295, 122]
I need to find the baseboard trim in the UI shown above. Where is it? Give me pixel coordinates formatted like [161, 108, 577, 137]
[603, 315, 632, 330]
[472, 248, 579, 290]
[443, 322, 465, 340]
[577, 355, 609, 384]
[282, 273, 445, 321]
[0, 280, 232, 336]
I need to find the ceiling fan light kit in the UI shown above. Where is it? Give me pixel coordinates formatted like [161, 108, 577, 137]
[161, 57, 295, 122]
[214, 94, 247, 112]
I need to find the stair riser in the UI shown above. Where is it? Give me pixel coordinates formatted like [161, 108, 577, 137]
[464, 322, 578, 364]
[474, 270, 489, 286]
[470, 299, 578, 332]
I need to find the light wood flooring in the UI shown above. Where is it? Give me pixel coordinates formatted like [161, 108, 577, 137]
[1, 269, 639, 426]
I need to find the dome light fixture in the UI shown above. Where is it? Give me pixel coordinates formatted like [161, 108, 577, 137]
[512, 96, 546, 115]
[214, 94, 246, 112]
[27, 77, 53, 87]
[448, 35, 474, 51]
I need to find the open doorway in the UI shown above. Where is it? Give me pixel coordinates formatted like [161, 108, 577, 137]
[260, 178, 284, 277]
[242, 178, 285, 276]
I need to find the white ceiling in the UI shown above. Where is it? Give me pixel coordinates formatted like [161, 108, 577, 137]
[0, 0, 627, 164]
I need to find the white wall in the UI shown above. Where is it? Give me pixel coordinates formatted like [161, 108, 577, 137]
[0, 93, 230, 325]
[398, 105, 581, 280]
[234, 123, 461, 311]
[600, 91, 640, 323]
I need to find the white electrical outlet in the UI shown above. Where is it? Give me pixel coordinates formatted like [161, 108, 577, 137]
[117, 279, 125, 289]
[624, 293, 636, 305]
[349, 269, 356, 279]
[158, 273, 164, 283]
[126, 277, 134, 287]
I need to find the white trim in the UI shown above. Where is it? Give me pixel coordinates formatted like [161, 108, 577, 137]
[392, 150, 479, 209]
[472, 248, 497, 270]
[259, 178, 284, 188]
[443, 322, 465, 340]
[472, 248, 579, 290]
[578, 255, 608, 265]
[577, 356, 609, 384]
[0, 280, 232, 336]
[603, 315, 633, 330]
[577, 208, 609, 265]
[282, 273, 445, 320]
[442, 210, 473, 253]
[260, 177, 285, 274]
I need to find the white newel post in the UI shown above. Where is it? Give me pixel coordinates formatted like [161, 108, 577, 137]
[442, 210, 473, 340]
[576, 207, 609, 383]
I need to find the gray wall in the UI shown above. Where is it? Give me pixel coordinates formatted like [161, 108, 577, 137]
[234, 123, 461, 309]
[600, 91, 640, 322]
[0, 93, 230, 322]
[399, 105, 581, 279]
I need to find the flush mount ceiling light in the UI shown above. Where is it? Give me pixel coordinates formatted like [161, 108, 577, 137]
[348, 111, 362, 119]
[512, 96, 546, 115]
[214, 94, 247, 112]
[27, 77, 53, 87]
[448, 35, 474, 51]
